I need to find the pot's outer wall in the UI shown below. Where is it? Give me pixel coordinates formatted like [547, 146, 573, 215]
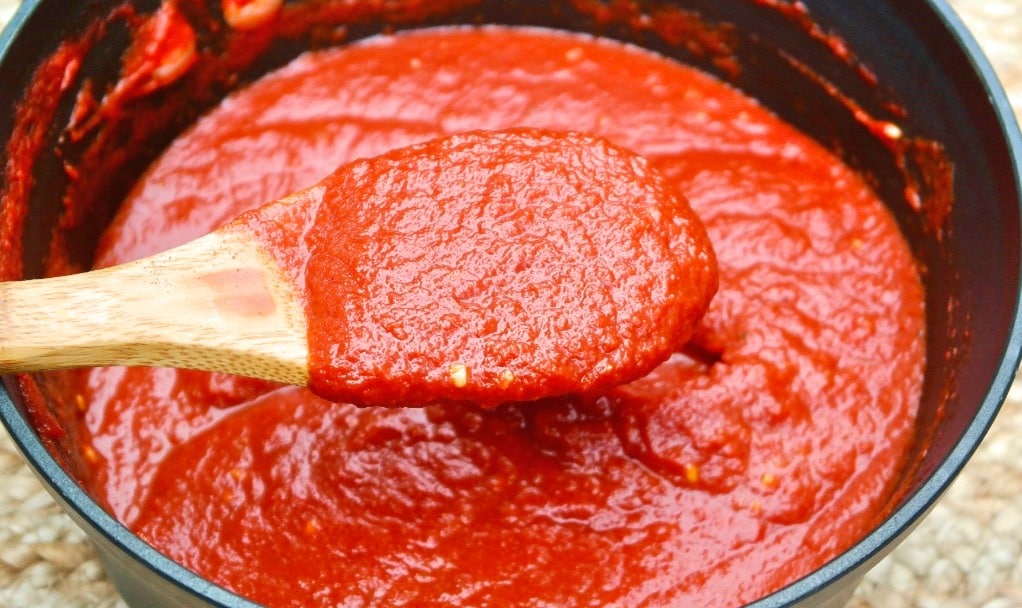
[1, 1, 1020, 607]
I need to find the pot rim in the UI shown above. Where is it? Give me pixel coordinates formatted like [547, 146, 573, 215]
[754, 0, 1022, 601]
[1, 0, 1021, 606]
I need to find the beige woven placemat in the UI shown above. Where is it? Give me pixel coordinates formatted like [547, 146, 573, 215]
[1, 1, 1021, 607]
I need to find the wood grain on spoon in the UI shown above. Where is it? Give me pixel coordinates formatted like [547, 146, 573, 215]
[0, 129, 718, 407]
[0, 227, 308, 384]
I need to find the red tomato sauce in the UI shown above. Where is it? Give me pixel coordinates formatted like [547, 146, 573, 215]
[232, 128, 718, 406]
[72, 27, 923, 607]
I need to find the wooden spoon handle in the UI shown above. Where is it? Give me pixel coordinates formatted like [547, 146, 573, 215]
[0, 230, 309, 384]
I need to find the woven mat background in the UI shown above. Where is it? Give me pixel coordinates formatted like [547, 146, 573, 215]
[1, 1, 1021, 607]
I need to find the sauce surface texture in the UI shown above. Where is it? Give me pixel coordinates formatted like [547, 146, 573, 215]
[75, 27, 925, 607]
[233, 128, 717, 406]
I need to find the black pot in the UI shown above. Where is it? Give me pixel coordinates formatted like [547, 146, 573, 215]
[1, 1, 1020, 607]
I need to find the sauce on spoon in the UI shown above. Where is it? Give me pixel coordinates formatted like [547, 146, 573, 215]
[234, 128, 718, 406]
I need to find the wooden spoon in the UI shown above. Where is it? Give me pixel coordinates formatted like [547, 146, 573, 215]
[0, 129, 717, 407]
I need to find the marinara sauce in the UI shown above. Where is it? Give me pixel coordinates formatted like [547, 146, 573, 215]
[73, 27, 924, 607]
[232, 128, 718, 406]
